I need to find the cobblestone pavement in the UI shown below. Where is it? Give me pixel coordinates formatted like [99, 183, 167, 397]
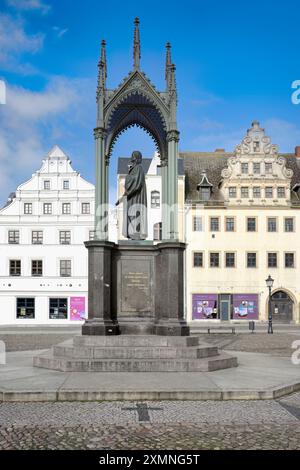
[197, 332, 300, 356]
[1, 331, 299, 355]
[0, 395, 300, 449]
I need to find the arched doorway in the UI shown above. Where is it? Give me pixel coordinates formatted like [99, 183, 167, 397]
[270, 290, 294, 322]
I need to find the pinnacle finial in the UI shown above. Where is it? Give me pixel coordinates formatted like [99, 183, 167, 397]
[133, 17, 141, 69]
[165, 41, 172, 83]
[100, 39, 107, 79]
[97, 39, 107, 99]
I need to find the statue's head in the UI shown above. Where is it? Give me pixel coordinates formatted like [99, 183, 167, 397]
[131, 150, 142, 165]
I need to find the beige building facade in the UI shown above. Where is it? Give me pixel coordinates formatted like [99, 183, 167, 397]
[183, 122, 300, 324]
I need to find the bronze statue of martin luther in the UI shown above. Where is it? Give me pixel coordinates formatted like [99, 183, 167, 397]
[116, 150, 148, 240]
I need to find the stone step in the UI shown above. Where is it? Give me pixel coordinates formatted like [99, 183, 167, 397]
[73, 335, 199, 348]
[33, 352, 237, 372]
[53, 343, 219, 360]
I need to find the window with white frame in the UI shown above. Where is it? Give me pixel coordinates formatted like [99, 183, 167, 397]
[43, 203, 52, 214]
[62, 202, 71, 214]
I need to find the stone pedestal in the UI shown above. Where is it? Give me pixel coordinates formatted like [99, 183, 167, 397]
[82, 241, 119, 336]
[82, 240, 189, 336]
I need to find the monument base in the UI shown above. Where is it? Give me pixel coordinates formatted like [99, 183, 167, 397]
[83, 240, 190, 337]
[33, 335, 238, 372]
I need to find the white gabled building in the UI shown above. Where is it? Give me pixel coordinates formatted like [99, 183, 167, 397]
[0, 145, 95, 325]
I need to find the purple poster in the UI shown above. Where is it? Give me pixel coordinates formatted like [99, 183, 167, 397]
[232, 294, 258, 320]
[70, 297, 86, 321]
[192, 294, 218, 320]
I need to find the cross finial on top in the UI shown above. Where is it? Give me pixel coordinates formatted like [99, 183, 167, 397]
[133, 17, 141, 69]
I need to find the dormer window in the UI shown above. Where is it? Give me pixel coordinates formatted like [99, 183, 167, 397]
[197, 170, 213, 201]
[253, 141, 260, 152]
[199, 187, 211, 201]
[253, 163, 261, 174]
[241, 163, 248, 174]
[265, 163, 273, 174]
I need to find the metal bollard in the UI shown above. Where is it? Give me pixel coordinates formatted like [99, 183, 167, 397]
[249, 321, 255, 333]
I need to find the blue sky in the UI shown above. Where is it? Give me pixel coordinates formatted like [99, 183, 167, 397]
[0, 0, 300, 205]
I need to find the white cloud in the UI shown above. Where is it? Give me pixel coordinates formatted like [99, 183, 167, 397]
[0, 13, 44, 74]
[264, 118, 300, 152]
[6, 0, 51, 14]
[52, 26, 68, 39]
[0, 77, 94, 206]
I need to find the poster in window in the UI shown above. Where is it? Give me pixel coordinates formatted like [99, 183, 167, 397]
[70, 297, 86, 321]
[192, 294, 218, 320]
[232, 294, 258, 319]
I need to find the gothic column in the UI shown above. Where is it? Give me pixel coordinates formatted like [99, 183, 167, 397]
[94, 127, 108, 240]
[161, 158, 169, 240]
[166, 130, 180, 240]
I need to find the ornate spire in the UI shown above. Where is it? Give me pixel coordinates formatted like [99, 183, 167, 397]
[165, 42, 172, 86]
[133, 17, 141, 69]
[169, 63, 177, 93]
[97, 39, 107, 99]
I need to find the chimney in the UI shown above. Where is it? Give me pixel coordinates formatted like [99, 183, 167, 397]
[295, 146, 300, 158]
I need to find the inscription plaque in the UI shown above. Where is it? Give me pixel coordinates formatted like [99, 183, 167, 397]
[120, 259, 152, 314]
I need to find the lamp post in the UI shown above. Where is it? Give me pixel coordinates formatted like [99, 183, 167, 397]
[265, 275, 274, 334]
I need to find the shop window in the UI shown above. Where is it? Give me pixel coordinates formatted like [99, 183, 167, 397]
[17, 298, 35, 319]
[49, 298, 68, 320]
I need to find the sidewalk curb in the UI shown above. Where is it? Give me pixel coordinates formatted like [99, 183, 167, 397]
[1, 382, 300, 402]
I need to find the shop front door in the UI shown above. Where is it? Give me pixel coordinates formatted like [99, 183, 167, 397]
[220, 294, 231, 321]
[270, 291, 293, 323]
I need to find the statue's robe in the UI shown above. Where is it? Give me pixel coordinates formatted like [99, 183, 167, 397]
[122, 163, 148, 239]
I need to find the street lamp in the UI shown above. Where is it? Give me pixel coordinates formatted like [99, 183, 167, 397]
[265, 275, 274, 334]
